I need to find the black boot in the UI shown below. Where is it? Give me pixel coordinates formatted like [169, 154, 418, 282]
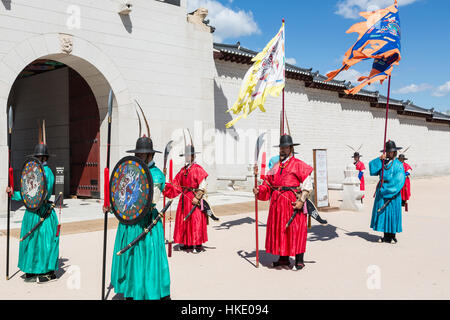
[272, 256, 290, 268]
[391, 233, 397, 244]
[294, 253, 305, 271]
[194, 245, 204, 253]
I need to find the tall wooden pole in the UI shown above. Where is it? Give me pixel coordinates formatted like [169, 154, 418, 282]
[101, 90, 113, 300]
[380, 76, 392, 189]
[254, 166, 259, 268]
[6, 105, 13, 280]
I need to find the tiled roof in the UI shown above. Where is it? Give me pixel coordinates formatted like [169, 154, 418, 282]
[213, 42, 450, 124]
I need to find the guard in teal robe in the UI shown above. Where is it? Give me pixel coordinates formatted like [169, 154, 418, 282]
[11, 144, 59, 283]
[369, 140, 406, 243]
[110, 136, 171, 300]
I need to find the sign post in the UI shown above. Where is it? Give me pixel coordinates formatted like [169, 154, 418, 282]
[313, 149, 330, 210]
[55, 167, 64, 206]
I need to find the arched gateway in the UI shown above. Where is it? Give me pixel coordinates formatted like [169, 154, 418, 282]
[0, 33, 133, 208]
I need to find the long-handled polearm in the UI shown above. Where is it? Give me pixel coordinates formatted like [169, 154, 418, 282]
[168, 159, 173, 257]
[379, 76, 392, 190]
[20, 193, 63, 242]
[6, 105, 13, 280]
[101, 89, 113, 300]
[117, 200, 173, 256]
[162, 140, 173, 241]
[253, 132, 266, 268]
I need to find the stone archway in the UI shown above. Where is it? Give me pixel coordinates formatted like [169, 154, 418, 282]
[0, 33, 133, 210]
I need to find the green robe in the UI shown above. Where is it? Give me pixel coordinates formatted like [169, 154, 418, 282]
[111, 162, 170, 300]
[12, 164, 59, 274]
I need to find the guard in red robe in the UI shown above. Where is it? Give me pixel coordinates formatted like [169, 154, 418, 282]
[253, 135, 313, 270]
[399, 154, 411, 207]
[353, 152, 365, 201]
[163, 144, 209, 253]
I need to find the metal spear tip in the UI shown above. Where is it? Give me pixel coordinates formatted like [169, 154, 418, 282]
[254, 132, 267, 163]
[107, 90, 113, 117]
[8, 105, 13, 130]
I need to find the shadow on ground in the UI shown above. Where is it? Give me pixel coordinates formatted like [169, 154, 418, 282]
[237, 250, 317, 269]
[308, 224, 339, 242]
[213, 217, 266, 230]
[345, 231, 380, 243]
[55, 257, 69, 278]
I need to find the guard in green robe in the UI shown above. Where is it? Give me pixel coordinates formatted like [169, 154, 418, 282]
[369, 140, 406, 244]
[7, 143, 59, 283]
[109, 136, 171, 300]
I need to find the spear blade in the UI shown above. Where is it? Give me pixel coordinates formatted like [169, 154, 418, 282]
[254, 132, 266, 165]
[163, 140, 173, 172]
[107, 89, 113, 119]
[8, 106, 13, 133]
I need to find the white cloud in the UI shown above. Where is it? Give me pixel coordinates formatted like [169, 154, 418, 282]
[393, 83, 432, 94]
[432, 81, 450, 97]
[286, 57, 297, 65]
[187, 0, 261, 42]
[335, 0, 420, 19]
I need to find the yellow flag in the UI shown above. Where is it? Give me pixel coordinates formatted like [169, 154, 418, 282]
[226, 23, 285, 128]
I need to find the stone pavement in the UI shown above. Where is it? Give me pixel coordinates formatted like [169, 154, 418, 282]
[0, 175, 449, 300]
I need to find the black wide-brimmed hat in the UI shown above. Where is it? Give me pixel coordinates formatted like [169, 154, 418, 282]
[28, 143, 50, 158]
[398, 154, 408, 160]
[352, 152, 362, 158]
[380, 140, 402, 153]
[274, 134, 300, 147]
[126, 137, 161, 154]
[179, 145, 201, 157]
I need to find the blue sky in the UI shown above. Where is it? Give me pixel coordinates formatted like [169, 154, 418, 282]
[188, 0, 450, 113]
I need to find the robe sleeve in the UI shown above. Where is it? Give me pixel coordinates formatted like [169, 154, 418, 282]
[193, 165, 208, 187]
[11, 190, 22, 201]
[379, 162, 405, 199]
[295, 160, 314, 183]
[44, 166, 55, 201]
[257, 179, 272, 201]
[369, 158, 383, 176]
[163, 171, 182, 199]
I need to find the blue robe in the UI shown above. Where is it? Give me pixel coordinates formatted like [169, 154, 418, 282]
[111, 161, 170, 300]
[369, 157, 405, 234]
[12, 164, 59, 274]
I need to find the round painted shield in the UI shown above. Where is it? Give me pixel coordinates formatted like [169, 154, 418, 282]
[20, 157, 48, 212]
[109, 156, 154, 225]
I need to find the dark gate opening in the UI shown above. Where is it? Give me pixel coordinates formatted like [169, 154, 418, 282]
[69, 68, 100, 198]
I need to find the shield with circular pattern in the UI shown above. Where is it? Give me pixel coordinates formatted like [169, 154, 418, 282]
[20, 157, 47, 212]
[109, 156, 154, 225]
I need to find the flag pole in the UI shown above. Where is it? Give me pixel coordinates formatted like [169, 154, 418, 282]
[282, 18, 285, 135]
[380, 76, 392, 189]
[101, 90, 113, 300]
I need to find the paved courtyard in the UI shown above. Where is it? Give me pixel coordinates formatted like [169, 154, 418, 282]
[0, 175, 449, 300]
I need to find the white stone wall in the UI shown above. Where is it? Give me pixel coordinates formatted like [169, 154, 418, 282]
[0, 0, 215, 212]
[214, 60, 450, 187]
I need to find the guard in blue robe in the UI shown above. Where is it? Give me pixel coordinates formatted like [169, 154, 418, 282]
[109, 135, 171, 300]
[369, 140, 406, 244]
[8, 143, 59, 283]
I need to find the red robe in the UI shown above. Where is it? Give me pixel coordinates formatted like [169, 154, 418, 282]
[163, 163, 209, 246]
[355, 161, 366, 199]
[257, 157, 313, 256]
[401, 162, 412, 201]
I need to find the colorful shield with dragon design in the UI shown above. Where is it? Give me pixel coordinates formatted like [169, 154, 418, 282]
[109, 156, 154, 225]
[20, 157, 47, 212]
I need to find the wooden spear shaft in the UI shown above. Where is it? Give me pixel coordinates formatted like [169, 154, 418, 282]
[101, 90, 113, 300]
[6, 126, 11, 280]
[380, 76, 392, 189]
